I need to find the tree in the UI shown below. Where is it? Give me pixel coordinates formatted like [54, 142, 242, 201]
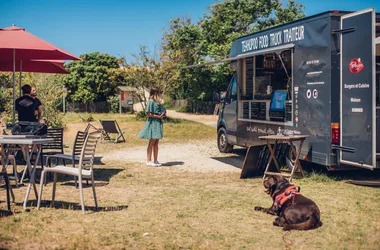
[118, 46, 181, 110]
[200, 0, 305, 58]
[0, 73, 12, 117]
[63, 52, 122, 104]
[162, 16, 224, 102]
[161, 0, 305, 105]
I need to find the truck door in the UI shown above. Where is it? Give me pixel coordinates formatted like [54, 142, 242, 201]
[224, 75, 238, 144]
[340, 8, 376, 169]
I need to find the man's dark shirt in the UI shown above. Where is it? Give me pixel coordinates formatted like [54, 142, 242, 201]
[34, 97, 42, 120]
[15, 95, 38, 122]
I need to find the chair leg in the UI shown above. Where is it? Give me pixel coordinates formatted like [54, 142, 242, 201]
[20, 162, 28, 184]
[73, 164, 78, 189]
[91, 174, 98, 209]
[45, 158, 52, 186]
[37, 170, 46, 210]
[8, 156, 18, 188]
[78, 176, 85, 214]
[52, 173, 57, 207]
[3, 172, 11, 211]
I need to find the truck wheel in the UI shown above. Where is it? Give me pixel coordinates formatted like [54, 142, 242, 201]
[218, 127, 233, 153]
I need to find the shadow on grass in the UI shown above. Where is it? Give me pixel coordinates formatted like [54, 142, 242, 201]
[94, 156, 106, 166]
[15, 155, 105, 166]
[42, 168, 124, 183]
[209, 147, 380, 185]
[0, 209, 13, 218]
[61, 181, 109, 188]
[291, 161, 380, 187]
[16, 200, 128, 213]
[161, 161, 185, 167]
[37, 168, 124, 186]
[211, 147, 247, 169]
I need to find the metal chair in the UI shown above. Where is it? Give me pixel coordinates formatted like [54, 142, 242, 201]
[20, 128, 64, 183]
[0, 170, 11, 211]
[99, 120, 125, 143]
[46, 131, 87, 187]
[0, 145, 19, 187]
[37, 134, 101, 214]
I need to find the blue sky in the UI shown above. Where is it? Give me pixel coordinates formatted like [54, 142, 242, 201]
[0, 0, 379, 61]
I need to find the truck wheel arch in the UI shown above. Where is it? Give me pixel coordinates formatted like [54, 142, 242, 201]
[217, 127, 233, 153]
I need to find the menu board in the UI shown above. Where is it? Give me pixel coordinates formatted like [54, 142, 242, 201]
[243, 102, 249, 119]
[245, 57, 254, 98]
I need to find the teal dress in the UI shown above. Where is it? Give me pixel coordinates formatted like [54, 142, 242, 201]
[138, 99, 164, 139]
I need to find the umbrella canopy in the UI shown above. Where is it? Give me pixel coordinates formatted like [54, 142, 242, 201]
[0, 60, 68, 74]
[0, 25, 81, 122]
[0, 25, 81, 61]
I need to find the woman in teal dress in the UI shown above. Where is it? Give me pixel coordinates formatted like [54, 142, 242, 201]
[138, 87, 166, 167]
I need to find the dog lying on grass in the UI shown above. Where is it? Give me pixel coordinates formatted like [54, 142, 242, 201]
[254, 175, 321, 230]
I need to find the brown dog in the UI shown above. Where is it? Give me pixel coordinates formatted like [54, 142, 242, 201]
[254, 175, 321, 230]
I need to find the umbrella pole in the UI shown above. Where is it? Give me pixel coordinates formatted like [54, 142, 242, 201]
[19, 60, 22, 97]
[12, 49, 16, 124]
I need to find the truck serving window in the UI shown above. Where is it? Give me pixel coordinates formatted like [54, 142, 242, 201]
[239, 49, 293, 124]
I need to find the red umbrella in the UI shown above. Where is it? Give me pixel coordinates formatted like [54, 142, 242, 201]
[0, 25, 81, 61]
[0, 60, 69, 74]
[0, 25, 81, 122]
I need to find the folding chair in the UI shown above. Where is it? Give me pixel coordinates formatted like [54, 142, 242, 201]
[79, 115, 102, 135]
[99, 120, 126, 143]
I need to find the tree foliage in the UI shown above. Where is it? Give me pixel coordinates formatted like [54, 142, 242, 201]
[161, 0, 305, 103]
[118, 46, 181, 110]
[63, 52, 122, 103]
[0, 73, 12, 117]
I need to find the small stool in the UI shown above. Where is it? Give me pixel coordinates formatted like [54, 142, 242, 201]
[259, 135, 308, 182]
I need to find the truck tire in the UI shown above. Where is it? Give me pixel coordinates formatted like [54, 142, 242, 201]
[218, 127, 233, 153]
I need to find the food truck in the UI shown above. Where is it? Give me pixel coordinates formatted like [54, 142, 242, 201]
[207, 9, 380, 170]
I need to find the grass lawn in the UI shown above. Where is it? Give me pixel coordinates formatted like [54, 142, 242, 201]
[1, 113, 380, 249]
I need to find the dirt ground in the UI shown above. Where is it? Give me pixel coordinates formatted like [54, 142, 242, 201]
[103, 140, 244, 173]
[3, 112, 380, 249]
[103, 110, 243, 173]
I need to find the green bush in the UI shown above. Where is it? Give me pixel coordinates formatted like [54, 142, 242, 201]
[175, 99, 193, 113]
[87, 114, 95, 122]
[107, 95, 120, 113]
[0, 87, 12, 122]
[135, 111, 147, 121]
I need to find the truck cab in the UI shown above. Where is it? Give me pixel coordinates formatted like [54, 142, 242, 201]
[216, 74, 238, 153]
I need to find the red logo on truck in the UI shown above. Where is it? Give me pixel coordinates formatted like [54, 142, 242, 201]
[349, 58, 364, 74]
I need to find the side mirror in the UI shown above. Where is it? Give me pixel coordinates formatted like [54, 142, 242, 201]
[213, 91, 221, 104]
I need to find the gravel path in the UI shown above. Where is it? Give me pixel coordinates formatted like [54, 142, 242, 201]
[104, 140, 244, 173]
[103, 110, 244, 173]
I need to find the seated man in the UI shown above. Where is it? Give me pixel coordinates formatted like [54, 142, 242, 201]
[31, 87, 43, 123]
[15, 84, 40, 122]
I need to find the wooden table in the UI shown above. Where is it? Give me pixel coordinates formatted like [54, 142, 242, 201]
[0, 137, 54, 211]
[259, 135, 308, 182]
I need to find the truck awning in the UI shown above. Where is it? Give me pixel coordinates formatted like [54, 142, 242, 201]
[183, 43, 295, 69]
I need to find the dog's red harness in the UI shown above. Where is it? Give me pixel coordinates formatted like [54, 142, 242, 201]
[274, 185, 300, 209]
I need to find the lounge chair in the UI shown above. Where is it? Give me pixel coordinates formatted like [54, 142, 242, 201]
[99, 120, 126, 143]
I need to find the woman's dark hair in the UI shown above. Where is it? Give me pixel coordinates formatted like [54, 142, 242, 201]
[149, 86, 161, 99]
